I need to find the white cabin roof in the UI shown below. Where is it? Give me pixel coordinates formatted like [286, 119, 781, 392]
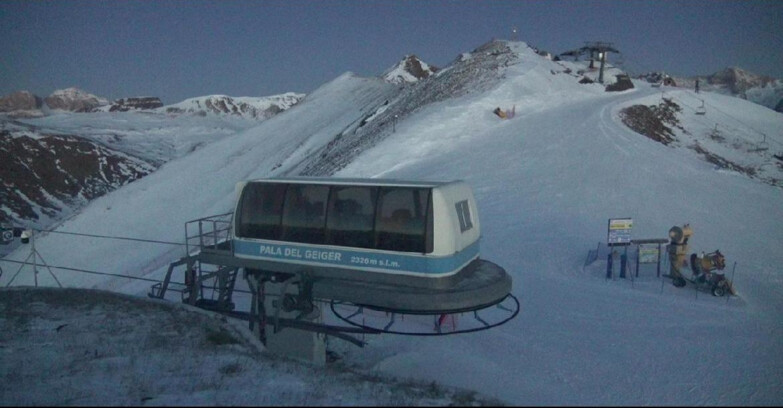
[246, 177, 462, 189]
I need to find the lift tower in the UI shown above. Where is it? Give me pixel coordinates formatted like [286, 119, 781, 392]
[560, 41, 620, 84]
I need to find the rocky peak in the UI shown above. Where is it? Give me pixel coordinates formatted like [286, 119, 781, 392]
[706, 67, 777, 94]
[162, 93, 304, 120]
[0, 90, 43, 113]
[383, 55, 439, 84]
[104, 97, 164, 112]
[44, 87, 109, 112]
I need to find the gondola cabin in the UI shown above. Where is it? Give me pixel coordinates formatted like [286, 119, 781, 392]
[231, 177, 482, 287]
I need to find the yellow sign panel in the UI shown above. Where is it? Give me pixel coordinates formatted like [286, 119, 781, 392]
[609, 219, 633, 230]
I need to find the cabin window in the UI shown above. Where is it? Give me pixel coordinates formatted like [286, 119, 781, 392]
[376, 188, 430, 253]
[237, 183, 287, 239]
[281, 184, 329, 244]
[326, 186, 378, 249]
[455, 200, 473, 232]
[236, 182, 434, 254]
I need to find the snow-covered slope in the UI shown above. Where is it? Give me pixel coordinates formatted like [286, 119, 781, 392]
[2, 40, 782, 405]
[0, 111, 263, 232]
[2, 72, 395, 290]
[1, 91, 304, 230]
[643, 67, 783, 113]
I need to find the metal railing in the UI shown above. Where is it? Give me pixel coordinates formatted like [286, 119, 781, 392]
[185, 212, 234, 256]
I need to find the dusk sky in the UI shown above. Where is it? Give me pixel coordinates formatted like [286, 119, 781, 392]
[2, 0, 781, 104]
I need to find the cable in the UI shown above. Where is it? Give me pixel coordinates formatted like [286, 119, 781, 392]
[0, 258, 161, 283]
[33, 229, 186, 246]
[0, 257, 256, 296]
[673, 90, 781, 150]
[622, 51, 780, 152]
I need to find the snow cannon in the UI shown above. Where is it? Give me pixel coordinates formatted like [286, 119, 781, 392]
[689, 250, 736, 297]
[668, 224, 693, 246]
[691, 250, 726, 274]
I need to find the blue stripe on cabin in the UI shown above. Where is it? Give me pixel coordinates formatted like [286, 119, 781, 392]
[233, 239, 480, 276]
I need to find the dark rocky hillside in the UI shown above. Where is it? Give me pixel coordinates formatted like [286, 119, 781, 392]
[0, 127, 156, 225]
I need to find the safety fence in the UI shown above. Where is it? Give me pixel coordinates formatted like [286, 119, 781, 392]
[583, 240, 740, 305]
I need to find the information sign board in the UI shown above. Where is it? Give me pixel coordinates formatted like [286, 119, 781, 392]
[607, 218, 633, 246]
[639, 245, 660, 264]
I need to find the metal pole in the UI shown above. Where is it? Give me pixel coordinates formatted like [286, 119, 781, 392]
[198, 221, 204, 251]
[32, 230, 38, 287]
[727, 261, 737, 304]
[620, 247, 627, 279]
[635, 245, 640, 278]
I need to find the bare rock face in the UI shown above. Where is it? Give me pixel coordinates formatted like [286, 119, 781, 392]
[606, 74, 635, 92]
[618, 98, 684, 146]
[706, 67, 776, 95]
[44, 87, 109, 112]
[0, 127, 156, 225]
[383, 55, 439, 84]
[107, 97, 164, 112]
[0, 91, 42, 112]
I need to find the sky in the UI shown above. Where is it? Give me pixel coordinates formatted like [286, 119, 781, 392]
[1, 0, 782, 104]
[2, 42, 782, 405]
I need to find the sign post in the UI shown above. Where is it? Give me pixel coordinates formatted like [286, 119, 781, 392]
[607, 218, 632, 279]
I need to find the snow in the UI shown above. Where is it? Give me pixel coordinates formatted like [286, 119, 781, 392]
[2, 41, 782, 405]
[47, 87, 110, 106]
[12, 110, 264, 165]
[161, 93, 305, 119]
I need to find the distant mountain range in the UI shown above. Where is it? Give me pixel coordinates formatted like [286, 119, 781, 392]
[639, 67, 783, 113]
[1, 49, 781, 230]
[161, 93, 304, 119]
[0, 87, 306, 120]
[0, 89, 305, 227]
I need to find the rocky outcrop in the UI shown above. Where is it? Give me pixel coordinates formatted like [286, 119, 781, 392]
[705, 67, 777, 95]
[606, 74, 635, 92]
[106, 97, 164, 112]
[383, 55, 439, 84]
[44, 87, 109, 112]
[618, 98, 684, 146]
[0, 91, 42, 112]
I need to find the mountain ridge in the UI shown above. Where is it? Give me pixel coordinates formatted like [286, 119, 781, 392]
[2, 39, 782, 406]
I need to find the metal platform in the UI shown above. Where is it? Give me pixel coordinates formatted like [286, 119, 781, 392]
[149, 213, 518, 362]
[313, 258, 511, 314]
